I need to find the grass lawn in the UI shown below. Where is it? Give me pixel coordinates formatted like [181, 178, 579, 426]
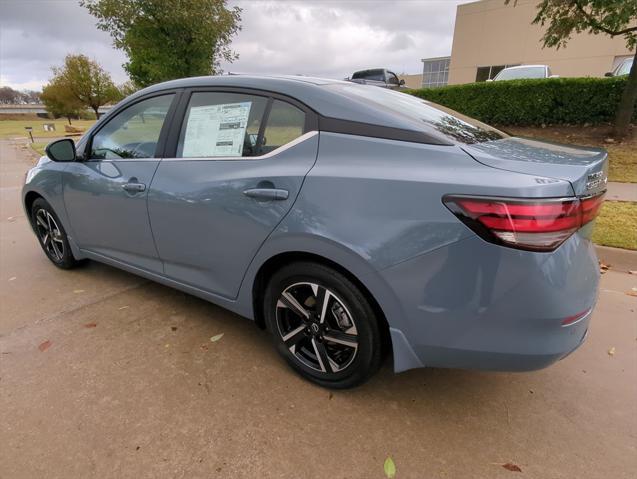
[30, 142, 47, 156]
[592, 201, 637, 250]
[0, 118, 96, 140]
[505, 125, 637, 183]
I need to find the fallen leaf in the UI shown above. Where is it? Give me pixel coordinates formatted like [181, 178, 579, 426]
[118, 305, 129, 310]
[8, 277, 16, 281]
[629, 270, 637, 275]
[599, 261, 610, 274]
[38, 340, 52, 352]
[210, 333, 224, 342]
[608, 347, 616, 356]
[502, 463, 522, 472]
[626, 291, 637, 297]
[384, 457, 396, 478]
[328, 392, 333, 400]
[171, 326, 178, 331]
[200, 344, 209, 351]
[7, 216, 15, 222]
[84, 323, 97, 328]
[73, 289, 85, 294]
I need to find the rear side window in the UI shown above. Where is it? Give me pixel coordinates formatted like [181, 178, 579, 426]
[90, 94, 174, 159]
[177, 92, 268, 158]
[261, 100, 306, 154]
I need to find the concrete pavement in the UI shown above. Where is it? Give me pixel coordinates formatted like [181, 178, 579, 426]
[607, 181, 637, 202]
[1, 139, 636, 478]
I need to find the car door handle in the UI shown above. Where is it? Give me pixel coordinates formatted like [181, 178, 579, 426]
[243, 188, 289, 201]
[122, 182, 146, 193]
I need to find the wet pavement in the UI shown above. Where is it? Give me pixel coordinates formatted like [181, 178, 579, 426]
[1, 139, 636, 478]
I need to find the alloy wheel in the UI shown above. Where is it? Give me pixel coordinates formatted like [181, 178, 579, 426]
[275, 282, 359, 373]
[35, 209, 65, 262]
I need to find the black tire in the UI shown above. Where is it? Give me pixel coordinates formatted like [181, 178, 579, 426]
[31, 198, 81, 269]
[264, 261, 383, 389]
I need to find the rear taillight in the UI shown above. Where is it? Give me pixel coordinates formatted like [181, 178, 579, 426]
[443, 193, 605, 252]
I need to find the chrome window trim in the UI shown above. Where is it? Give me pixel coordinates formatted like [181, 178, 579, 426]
[162, 130, 318, 162]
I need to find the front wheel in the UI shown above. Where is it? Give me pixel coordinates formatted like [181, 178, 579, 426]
[264, 262, 383, 389]
[31, 198, 81, 269]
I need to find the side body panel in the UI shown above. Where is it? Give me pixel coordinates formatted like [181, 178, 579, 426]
[22, 158, 81, 254]
[234, 132, 593, 372]
[147, 133, 319, 299]
[62, 160, 163, 273]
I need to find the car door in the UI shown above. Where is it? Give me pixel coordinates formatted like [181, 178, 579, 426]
[147, 89, 319, 299]
[63, 92, 177, 273]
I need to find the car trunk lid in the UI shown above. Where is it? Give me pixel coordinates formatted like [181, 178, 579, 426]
[462, 137, 608, 197]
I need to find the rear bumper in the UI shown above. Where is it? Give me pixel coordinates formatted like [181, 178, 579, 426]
[380, 232, 599, 372]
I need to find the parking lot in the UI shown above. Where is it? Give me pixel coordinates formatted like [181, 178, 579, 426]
[1, 139, 636, 478]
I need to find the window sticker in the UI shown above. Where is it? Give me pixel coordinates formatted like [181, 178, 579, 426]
[182, 102, 252, 157]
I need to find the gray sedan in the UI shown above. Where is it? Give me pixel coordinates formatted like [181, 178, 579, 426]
[23, 75, 606, 388]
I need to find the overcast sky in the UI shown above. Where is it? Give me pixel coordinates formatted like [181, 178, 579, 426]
[0, 0, 472, 91]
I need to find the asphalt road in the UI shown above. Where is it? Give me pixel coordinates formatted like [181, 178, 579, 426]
[1, 139, 636, 479]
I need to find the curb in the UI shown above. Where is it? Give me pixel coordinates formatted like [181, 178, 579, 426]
[595, 245, 637, 272]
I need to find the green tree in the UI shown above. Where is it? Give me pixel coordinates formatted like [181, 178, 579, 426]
[40, 79, 83, 124]
[507, 0, 637, 138]
[80, 0, 242, 88]
[50, 54, 120, 118]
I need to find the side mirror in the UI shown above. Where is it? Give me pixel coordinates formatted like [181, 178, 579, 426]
[399, 79, 406, 86]
[45, 138, 76, 162]
[604, 72, 613, 77]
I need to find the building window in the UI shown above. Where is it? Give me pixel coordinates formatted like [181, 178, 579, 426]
[476, 64, 520, 82]
[422, 57, 450, 88]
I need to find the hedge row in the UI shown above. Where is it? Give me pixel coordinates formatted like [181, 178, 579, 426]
[406, 77, 634, 126]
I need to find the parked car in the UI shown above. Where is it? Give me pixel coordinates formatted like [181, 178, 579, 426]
[605, 58, 633, 77]
[24, 75, 607, 388]
[347, 68, 405, 89]
[490, 64, 558, 81]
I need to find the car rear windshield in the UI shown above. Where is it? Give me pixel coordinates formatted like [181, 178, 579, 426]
[495, 67, 545, 80]
[327, 83, 508, 144]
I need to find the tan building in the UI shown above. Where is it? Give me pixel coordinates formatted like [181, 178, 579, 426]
[397, 73, 424, 89]
[448, 0, 634, 85]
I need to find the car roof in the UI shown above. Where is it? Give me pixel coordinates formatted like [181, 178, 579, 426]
[117, 74, 455, 144]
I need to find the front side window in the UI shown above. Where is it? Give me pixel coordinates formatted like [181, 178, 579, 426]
[261, 100, 306, 154]
[616, 59, 633, 76]
[177, 92, 267, 158]
[90, 94, 174, 159]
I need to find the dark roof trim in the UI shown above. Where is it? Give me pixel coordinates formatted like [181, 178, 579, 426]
[318, 116, 453, 146]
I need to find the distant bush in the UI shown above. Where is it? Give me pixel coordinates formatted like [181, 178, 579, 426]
[406, 77, 635, 126]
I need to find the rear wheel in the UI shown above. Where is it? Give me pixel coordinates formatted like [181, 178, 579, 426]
[264, 262, 382, 389]
[31, 198, 80, 269]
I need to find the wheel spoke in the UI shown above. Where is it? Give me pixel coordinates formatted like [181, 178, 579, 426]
[51, 239, 63, 259]
[279, 291, 310, 320]
[36, 215, 47, 229]
[42, 233, 49, 245]
[315, 286, 331, 324]
[282, 324, 306, 350]
[46, 212, 53, 231]
[323, 330, 358, 348]
[312, 339, 333, 374]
